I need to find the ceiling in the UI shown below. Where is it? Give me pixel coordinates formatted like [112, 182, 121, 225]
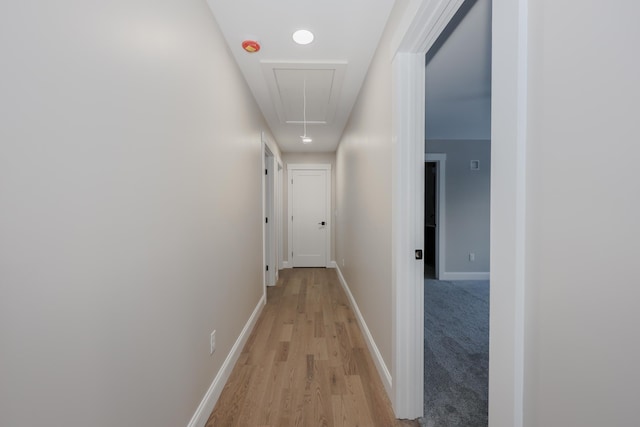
[425, 0, 492, 140]
[206, 0, 395, 153]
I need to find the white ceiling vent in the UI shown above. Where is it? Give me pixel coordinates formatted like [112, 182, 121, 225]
[261, 62, 347, 125]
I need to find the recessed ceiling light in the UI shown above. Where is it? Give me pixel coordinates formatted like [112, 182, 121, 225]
[293, 30, 314, 45]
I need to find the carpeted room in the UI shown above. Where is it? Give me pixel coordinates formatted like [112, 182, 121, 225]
[422, 279, 489, 427]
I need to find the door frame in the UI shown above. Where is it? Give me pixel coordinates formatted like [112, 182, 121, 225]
[287, 163, 332, 268]
[276, 160, 284, 273]
[391, 0, 528, 423]
[262, 140, 276, 288]
[425, 153, 446, 279]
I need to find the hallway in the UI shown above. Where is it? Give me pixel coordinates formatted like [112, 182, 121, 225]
[3, 1, 639, 426]
[206, 268, 417, 427]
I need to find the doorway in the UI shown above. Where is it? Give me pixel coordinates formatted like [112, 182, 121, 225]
[263, 141, 276, 288]
[424, 154, 446, 279]
[287, 164, 331, 268]
[392, 0, 527, 423]
[424, 161, 437, 278]
[422, 0, 492, 423]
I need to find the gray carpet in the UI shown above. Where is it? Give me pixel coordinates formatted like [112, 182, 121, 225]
[421, 279, 490, 427]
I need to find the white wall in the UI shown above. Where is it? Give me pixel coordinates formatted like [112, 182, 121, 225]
[0, 1, 277, 426]
[427, 140, 491, 274]
[335, 0, 410, 374]
[522, 1, 640, 426]
[281, 152, 336, 264]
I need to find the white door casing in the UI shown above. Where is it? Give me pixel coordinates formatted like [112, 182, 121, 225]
[392, 0, 528, 423]
[262, 138, 277, 287]
[288, 164, 331, 268]
[276, 161, 283, 275]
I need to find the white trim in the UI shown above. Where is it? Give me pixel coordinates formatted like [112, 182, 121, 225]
[391, 3, 469, 418]
[393, 0, 529, 424]
[187, 295, 266, 427]
[262, 135, 276, 289]
[277, 161, 284, 271]
[391, 51, 425, 418]
[391, 0, 465, 57]
[328, 260, 337, 269]
[286, 164, 332, 171]
[282, 261, 291, 269]
[261, 135, 267, 299]
[287, 164, 332, 268]
[425, 153, 447, 279]
[489, 1, 528, 426]
[335, 266, 392, 395]
[267, 154, 276, 286]
[440, 271, 490, 281]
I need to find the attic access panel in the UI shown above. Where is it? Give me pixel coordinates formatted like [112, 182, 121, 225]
[261, 62, 347, 125]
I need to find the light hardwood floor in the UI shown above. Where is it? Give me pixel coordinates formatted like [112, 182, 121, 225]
[206, 268, 418, 427]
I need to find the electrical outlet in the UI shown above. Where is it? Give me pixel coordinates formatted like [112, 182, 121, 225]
[469, 252, 475, 262]
[210, 330, 216, 355]
[342, 258, 345, 267]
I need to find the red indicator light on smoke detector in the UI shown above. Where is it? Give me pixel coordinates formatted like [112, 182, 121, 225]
[242, 40, 260, 53]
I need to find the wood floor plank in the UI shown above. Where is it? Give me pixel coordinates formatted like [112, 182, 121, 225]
[314, 361, 335, 427]
[328, 365, 347, 396]
[206, 268, 419, 427]
[256, 360, 287, 426]
[281, 323, 294, 341]
[352, 348, 398, 426]
[205, 364, 255, 427]
[236, 351, 276, 426]
[335, 321, 358, 375]
[344, 375, 375, 426]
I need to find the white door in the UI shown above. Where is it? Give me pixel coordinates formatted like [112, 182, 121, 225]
[289, 166, 330, 267]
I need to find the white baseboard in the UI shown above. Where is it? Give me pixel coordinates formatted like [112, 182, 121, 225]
[334, 266, 392, 397]
[439, 271, 490, 281]
[282, 261, 338, 269]
[187, 294, 266, 427]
